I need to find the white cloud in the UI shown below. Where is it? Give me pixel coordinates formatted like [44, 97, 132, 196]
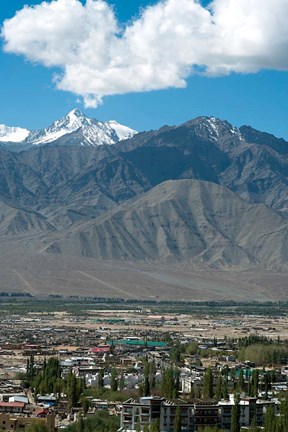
[2, 0, 288, 107]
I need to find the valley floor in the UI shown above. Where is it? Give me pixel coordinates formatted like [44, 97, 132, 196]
[0, 239, 287, 301]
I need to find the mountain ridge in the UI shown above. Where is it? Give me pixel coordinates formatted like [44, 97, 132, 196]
[39, 179, 288, 269]
[0, 114, 288, 276]
[0, 109, 137, 149]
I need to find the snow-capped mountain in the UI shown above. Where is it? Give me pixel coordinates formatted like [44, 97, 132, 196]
[0, 124, 29, 142]
[183, 116, 242, 142]
[0, 109, 137, 150]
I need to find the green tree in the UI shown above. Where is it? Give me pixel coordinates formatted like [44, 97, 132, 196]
[250, 370, 259, 397]
[264, 405, 276, 432]
[222, 377, 228, 400]
[77, 414, 84, 432]
[81, 398, 90, 416]
[119, 371, 125, 392]
[69, 373, 78, 409]
[150, 419, 160, 432]
[35, 357, 62, 395]
[53, 377, 63, 399]
[185, 341, 198, 355]
[43, 357, 47, 372]
[143, 361, 150, 397]
[149, 358, 156, 390]
[26, 422, 48, 432]
[280, 389, 288, 431]
[77, 377, 85, 398]
[203, 367, 213, 399]
[190, 382, 195, 399]
[98, 369, 104, 388]
[237, 368, 244, 393]
[111, 369, 118, 392]
[231, 394, 240, 432]
[135, 419, 141, 432]
[161, 366, 179, 398]
[174, 368, 180, 398]
[170, 342, 182, 364]
[26, 355, 36, 382]
[65, 410, 119, 432]
[263, 371, 270, 400]
[173, 406, 181, 432]
[249, 416, 259, 432]
[215, 374, 222, 401]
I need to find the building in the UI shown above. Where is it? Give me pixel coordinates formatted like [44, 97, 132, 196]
[193, 401, 220, 430]
[119, 395, 277, 432]
[36, 395, 57, 406]
[0, 403, 25, 414]
[218, 395, 277, 430]
[0, 413, 55, 432]
[120, 396, 194, 432]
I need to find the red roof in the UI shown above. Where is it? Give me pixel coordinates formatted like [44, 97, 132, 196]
[35, 408, 49, 416]
[90, 346, 110, 353]
[0, 402, 25, 407]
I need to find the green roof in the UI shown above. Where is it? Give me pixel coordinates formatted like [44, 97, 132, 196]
[107, 339, 167, 347]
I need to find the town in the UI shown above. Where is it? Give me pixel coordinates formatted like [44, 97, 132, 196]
[0, 296, 288, 432]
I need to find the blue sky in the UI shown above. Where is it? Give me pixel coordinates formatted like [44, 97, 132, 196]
[0, 0, 288, 140]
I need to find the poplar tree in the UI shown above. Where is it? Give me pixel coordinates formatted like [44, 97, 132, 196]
[150, 358, 156, 390]
[161, 367, 178, 398]
[215, 374, 222, 401]
[119, 371, 125, 392]
[143, 361, 150, 396]
[222, 377, 229, 400]
[111, 368, 118, 392]
[231, 394, 240, 432]
[280, 389, 288, 431]
[77, 413, 84, 432]
[170, 342, 182, 364]
[173, 406, 182, 432]
[264, 405, 276, 432]
[150, 419, 160, 432]
[250, 370, 259, 397]
[249, 416, 259, 432]
[237, 368, 244, 393]
[203, 367, 213, 399]
[190, 382, 195, 399]
[98, 369, 104, 388]
[69, 373, 78, 409]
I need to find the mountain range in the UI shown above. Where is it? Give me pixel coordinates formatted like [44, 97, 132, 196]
[0, 109, 137, 149]
[0, 110, 288, 299]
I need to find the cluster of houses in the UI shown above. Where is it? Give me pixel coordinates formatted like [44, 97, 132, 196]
[0, 310, 288, 431]
[0, 388, 55, 432]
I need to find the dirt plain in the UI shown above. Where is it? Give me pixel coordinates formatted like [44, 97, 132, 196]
[0, 239, 287, 301]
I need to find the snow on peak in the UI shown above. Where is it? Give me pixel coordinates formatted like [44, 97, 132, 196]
[0, 124, 30, 143]
[23, 110, 138, 147]
[206, 117, 219, 137]
[26, 110, 94, 145]
[65, 109, 89, 125]
[107, 120, 137, 141]
[0, 110, 138, 148]
[204, 117, 243, 141]
[67, 108, 85, 118]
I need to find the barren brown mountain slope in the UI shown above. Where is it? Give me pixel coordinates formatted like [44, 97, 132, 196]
[39, 180, 288, 268]
[1, 116, 288, 300]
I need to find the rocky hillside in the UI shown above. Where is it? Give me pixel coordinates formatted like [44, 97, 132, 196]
[0, 114, 288, 270]
[40, 179, 288, 268]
